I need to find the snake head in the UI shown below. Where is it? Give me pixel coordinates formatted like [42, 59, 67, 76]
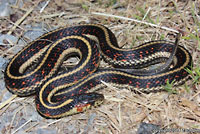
[72, 93, 104, 113]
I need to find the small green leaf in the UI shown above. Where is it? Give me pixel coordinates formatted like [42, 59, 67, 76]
[163, 79, 177, 94]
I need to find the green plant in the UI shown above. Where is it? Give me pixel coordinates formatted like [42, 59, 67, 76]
[185, 66, 200, 85]
[163, 79, 177, 94]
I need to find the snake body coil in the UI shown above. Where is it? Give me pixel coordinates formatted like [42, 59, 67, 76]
[4, 24, 192, 118]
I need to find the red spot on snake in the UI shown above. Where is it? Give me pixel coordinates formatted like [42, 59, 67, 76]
[129, 80, 132, 84]
[175, 75, 179, 78]
[94, 63, 98, 67]
[44, 111, 51, 117]
[136, 81, 140, 88]
[90, 83, 93, 87]
[82, 76, 87, 79]
[79, 90, 82, 94]
[35, 81, 40, 84]
[42, 70, 45, 75]
[146, 82, 151, 88]
[60, 32, 63, 36]
[36, 104, 40, 109]
[121, 78, 126, 81]
[136, 82, 140, 85]
[86, 68, 90, 72]
[106, 50, 111, 53]
[57, 98, 61, 100]
[81, 28, 86, 33]
[156, 81, 160, 84]
[76, 103, 90, 112]
[183, 71, 187, 75]
[121, 59, 127, 62]
[74, 30, 78, 33]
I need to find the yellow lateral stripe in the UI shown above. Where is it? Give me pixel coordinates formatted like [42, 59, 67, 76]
[54, 46, 190, 96]
[39, 36, 93, 109]
[6, 36, 89, 79]
[5, 24, 192, 118]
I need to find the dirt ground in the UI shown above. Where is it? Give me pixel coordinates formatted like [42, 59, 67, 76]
[0, 0, 200, 134]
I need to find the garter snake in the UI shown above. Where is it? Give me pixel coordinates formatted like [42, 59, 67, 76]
[4, 24, 192, 118]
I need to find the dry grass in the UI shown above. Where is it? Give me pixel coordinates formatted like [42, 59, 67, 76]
[0, 0, 200, 134]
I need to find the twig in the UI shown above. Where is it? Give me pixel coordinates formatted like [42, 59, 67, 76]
[40, 0, 51, 13]
[190, 88, 200, 100]
[25, 122, 39, 132]
[8, 107, 24, 134]
[91, 12, 179, 33]
[7, 8, 34, 35]
[4, 17, 25, 31]
[37, 12, 66, 19]
[142, 7, 151, 21]
[118, 102, 122, 128]
[0, 95, 17, 110]
[40, 119, 61, 128]
[11, 118, 32, 134]
[7, 0, 42, 35]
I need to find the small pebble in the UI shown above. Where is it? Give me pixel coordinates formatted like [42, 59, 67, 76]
[0, 57, 8, 79]
[0, 34, 25, 54]
[0, 2, 12, 17]
[24, 25, 48, 40]
[137, 122, 160, 134]
[1, 89, 13, 102]
[84, 113, 96, 133]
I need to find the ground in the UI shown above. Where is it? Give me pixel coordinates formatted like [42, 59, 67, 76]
[0, 0, 200, 134]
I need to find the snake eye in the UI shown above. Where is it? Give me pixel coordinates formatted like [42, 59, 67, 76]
[77, 93, 104, 105]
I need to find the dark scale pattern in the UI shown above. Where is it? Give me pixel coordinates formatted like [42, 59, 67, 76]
[5, 34, 99, 96]
[4, 24, 192, 118]
[8, 41, 50, 75]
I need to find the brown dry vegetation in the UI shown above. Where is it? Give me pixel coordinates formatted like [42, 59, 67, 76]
[0, 0, 200, 134]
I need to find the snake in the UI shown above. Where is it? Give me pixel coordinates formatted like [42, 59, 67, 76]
[4, 24, 192, 118]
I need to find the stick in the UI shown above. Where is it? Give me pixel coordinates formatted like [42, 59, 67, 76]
[0, 95, 17, 110]
[91, 12, 179, 33]
[8, 0, 42, 35]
